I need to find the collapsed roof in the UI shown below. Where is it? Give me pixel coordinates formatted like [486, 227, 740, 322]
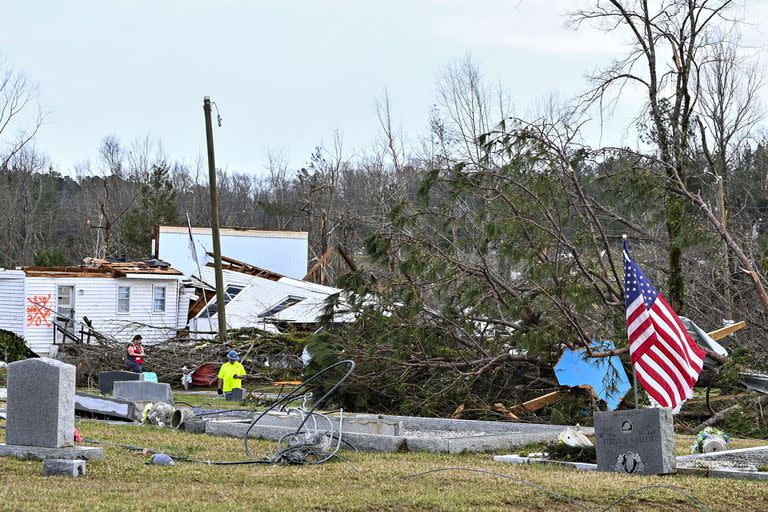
[188, 256, 354, 330]
[21, 258, 183, 278]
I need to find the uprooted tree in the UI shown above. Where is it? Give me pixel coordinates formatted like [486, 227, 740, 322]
[307, 1, 768, 423]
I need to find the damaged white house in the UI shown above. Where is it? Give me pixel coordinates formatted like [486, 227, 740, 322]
[0, 259, 191, 356]
[187, 255, 354, 336]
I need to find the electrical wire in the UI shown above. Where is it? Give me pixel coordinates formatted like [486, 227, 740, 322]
[82, 438, 272, 465]
[172, 400, 212, 408]
[243, 360, 356, 464]
[80, 360, 357, 467]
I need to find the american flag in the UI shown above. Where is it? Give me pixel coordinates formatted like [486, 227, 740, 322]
[624, 240, 706, 409]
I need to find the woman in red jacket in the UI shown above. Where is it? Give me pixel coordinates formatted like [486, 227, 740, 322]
[125, 335, 145, 373]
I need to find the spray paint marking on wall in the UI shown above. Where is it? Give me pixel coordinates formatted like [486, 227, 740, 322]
[26, 294, 52, 328]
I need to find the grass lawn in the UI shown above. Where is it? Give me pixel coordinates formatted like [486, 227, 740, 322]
[1, 419, 767, 511]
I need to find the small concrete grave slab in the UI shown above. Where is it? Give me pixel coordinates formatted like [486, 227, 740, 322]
[200, 412, 591, 454]
[113, 381, 172, 403]
[677, 445, 768, 479]
[98, 371, 141, 395]
[0, 357, 104, 461]
[43, 458, 86, 477]
[595, 408, 675, 475]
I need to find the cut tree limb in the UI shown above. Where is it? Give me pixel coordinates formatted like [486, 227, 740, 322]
[707, 321, 747, 341]
[511, 390, 565, 415]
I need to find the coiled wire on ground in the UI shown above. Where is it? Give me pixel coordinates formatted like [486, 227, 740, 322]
[244, 359, 356, 464]
[82, 359, 356, 466]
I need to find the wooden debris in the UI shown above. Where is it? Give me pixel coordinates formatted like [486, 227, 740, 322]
[451, 403, 465, 419]
[511, 390, 565, 416]
[707, 321, 747, 341]
[492, 402, 519, 420]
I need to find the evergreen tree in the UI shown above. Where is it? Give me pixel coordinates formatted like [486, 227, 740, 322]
[122, 162, 179, 258]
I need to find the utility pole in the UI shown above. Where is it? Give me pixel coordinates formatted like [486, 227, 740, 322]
[203, 96, 227, 342]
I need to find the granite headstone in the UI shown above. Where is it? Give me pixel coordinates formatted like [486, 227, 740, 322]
[227, 387, 246, 401]
[595, 408, 675, 475]
[6, 358, 76, 448]
[98, 370, 141, 395]
[113, 381, 173, 403]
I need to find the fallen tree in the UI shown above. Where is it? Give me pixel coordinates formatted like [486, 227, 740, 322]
[58, 328, 310, 387]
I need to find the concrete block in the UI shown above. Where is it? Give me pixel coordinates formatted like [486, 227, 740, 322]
[42, 458, 86, 477]
[246, 412, 401, 436]
[227, 388, 246, 401]
[445, 432, 559, 454]
[378, 414, 594, 436]
[6, 357, 75, 448]
[75, 392, 136, 421]
[183, 417, 208, 434]
[205, 421, 407, 453]
[708, 469, 768, 481]
[113, 381, 172, 403]
[404, 437, 450, 453]
[199, 411, 586, 454]
[98, 371, 141, 395]
[677, 445, 768, 462]
[0, 444, 104, 460]
[595, 408, 675, 475]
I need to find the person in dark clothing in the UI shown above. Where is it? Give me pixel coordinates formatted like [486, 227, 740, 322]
[125, 335, 145, 372]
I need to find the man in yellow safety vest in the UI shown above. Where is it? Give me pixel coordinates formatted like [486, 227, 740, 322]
[217, 350, 251, 400]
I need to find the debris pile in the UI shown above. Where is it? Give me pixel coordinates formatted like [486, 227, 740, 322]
[57, 328, 309, 387]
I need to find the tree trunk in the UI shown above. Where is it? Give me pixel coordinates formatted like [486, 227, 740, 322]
[666, 192, 686, 312]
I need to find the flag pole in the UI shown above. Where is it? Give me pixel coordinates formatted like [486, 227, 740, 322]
[633, 366, 639, 409]
[188, 213, 214, 334]
[623, 233, 640, 409]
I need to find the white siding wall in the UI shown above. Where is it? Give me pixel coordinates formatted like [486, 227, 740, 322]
[100, 277, 181, 344]
[23, 277, 57, 354]
[22, 275, 182, 356]
[0, 270, 26, 337]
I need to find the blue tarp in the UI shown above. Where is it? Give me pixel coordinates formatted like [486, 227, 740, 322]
[554, 340, 631, 410]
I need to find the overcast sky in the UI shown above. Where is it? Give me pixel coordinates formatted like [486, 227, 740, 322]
[2, 0, 767, 175]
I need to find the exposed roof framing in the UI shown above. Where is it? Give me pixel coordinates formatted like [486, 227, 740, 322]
[204, 252, 284, 281]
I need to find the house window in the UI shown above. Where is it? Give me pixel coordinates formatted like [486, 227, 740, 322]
[153, 285, 167, 313]
[203, 285, 243, 318]
[117, 286, 131, 313]
[258, 295, 305, 318]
